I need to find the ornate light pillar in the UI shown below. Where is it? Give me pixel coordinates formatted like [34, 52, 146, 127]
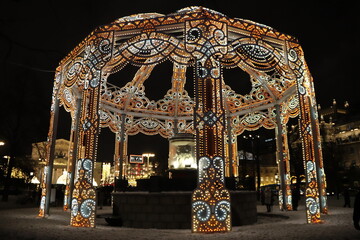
[186, 18, 231, 233]
[297, 96, 321, 223]
[114, 114, 127, 189]
[225, 117, 233, 177]
[226, 117, 238, 177]
[69, 32, 113, 227]
[114, 133, 120, 181]
[310, 88, 327, 214]
[231, 138, 239, 177]
[39, 67, 61, 217]
[275, 104, 292, 211]
[287, 42, 324, 223]
[70, 87, 100, 227]
[64, 98, 81, 211]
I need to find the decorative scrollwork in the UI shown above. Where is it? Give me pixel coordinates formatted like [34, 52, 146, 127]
[113, 32, 192, 67]
[306, 197, 319, 215]
[214, 200, 231, 221]
[80, 199, 96, 218]
[193, 201, 211, 222]
[232, 110, 277, 135]
[64, 32, 113, 88]
[126, 117, 174, 138]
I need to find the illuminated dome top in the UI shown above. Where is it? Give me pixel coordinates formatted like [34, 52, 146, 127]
[59, 6, 302, 138]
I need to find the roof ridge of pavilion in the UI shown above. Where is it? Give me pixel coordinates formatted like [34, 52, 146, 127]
[58, 6, 298, 68]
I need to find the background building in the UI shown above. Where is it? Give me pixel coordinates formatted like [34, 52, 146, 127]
[237, 131, 278, 190]
[289, 100, 360, 194]
[319, 100, 360, 192]
[31, 139, 112, 187]
[31, 139, 69, 185]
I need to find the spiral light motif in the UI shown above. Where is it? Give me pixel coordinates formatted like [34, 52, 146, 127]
[193, 201, 211, 222]
[199, 156, 211, 170]
[82, 159, 93, 171]
[288, 48, 298, 62]
[80, 199, 96, 218]
[306, 198, 318, 215]
[99, 39, 111, 54]
[213, 156, 223, 169]
[214, 200, 231, 221]
[306, 161, 314, 172]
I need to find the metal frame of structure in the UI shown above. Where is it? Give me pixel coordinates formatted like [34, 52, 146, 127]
[38, 6, 327, 231]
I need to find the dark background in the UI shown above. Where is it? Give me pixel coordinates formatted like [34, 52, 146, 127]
[0, 0, 359, 164]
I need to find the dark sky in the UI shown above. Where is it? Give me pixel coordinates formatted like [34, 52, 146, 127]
[1, 0, 359, 162]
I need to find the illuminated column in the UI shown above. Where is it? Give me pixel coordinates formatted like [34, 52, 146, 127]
[275, 104, 292, 211]
[186, 19, 231, 232]
[297, 94, 322, 223]
[310, 91, 327, 214]
[67, 32, 113, 228]
[226, 117, 238, 177]
[287, 42, 323, 223]
[114, 114, 127, 189]
[39, 67, 61, 217]
[70, 86, 100, 227]
[114, 133, 120, 181]
[225, 117, 233, 177]
[64, 98, 81, 211]
[232, 139, 239, 177]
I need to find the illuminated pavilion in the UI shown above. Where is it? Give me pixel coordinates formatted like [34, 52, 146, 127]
[38, 6, 327, 232]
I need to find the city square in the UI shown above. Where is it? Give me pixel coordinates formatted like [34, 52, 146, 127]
[0, 196, 358, 240]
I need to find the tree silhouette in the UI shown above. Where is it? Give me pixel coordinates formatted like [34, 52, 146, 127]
[0, 64, 48, 201]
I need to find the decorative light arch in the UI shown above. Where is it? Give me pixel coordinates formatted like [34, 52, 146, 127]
[38, 6, 327, 231]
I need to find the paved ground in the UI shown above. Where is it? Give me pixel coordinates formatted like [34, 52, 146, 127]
[0, 195, 359, 240]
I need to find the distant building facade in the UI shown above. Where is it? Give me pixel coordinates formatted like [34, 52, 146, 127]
[31, 139, 69, 185]
[237, 99, 360, 192]
[31, 139, 122, 187]
[237, 133, 278, 189]
[304, 99, 360, 191]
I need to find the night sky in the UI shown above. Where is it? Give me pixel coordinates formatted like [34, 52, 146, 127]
[1, 0, 359, 164]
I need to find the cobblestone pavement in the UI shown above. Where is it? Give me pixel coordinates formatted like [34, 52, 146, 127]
[0, 195, 359, 240]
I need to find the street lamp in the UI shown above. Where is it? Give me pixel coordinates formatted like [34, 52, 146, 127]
[142, 153, 155, 177]
[0, 141, 5, 146]
[3, 155, 10, 176]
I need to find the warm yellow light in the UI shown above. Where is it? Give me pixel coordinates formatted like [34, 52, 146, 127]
[0, 141, 5, 146]
[142, 153, 155, 157]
